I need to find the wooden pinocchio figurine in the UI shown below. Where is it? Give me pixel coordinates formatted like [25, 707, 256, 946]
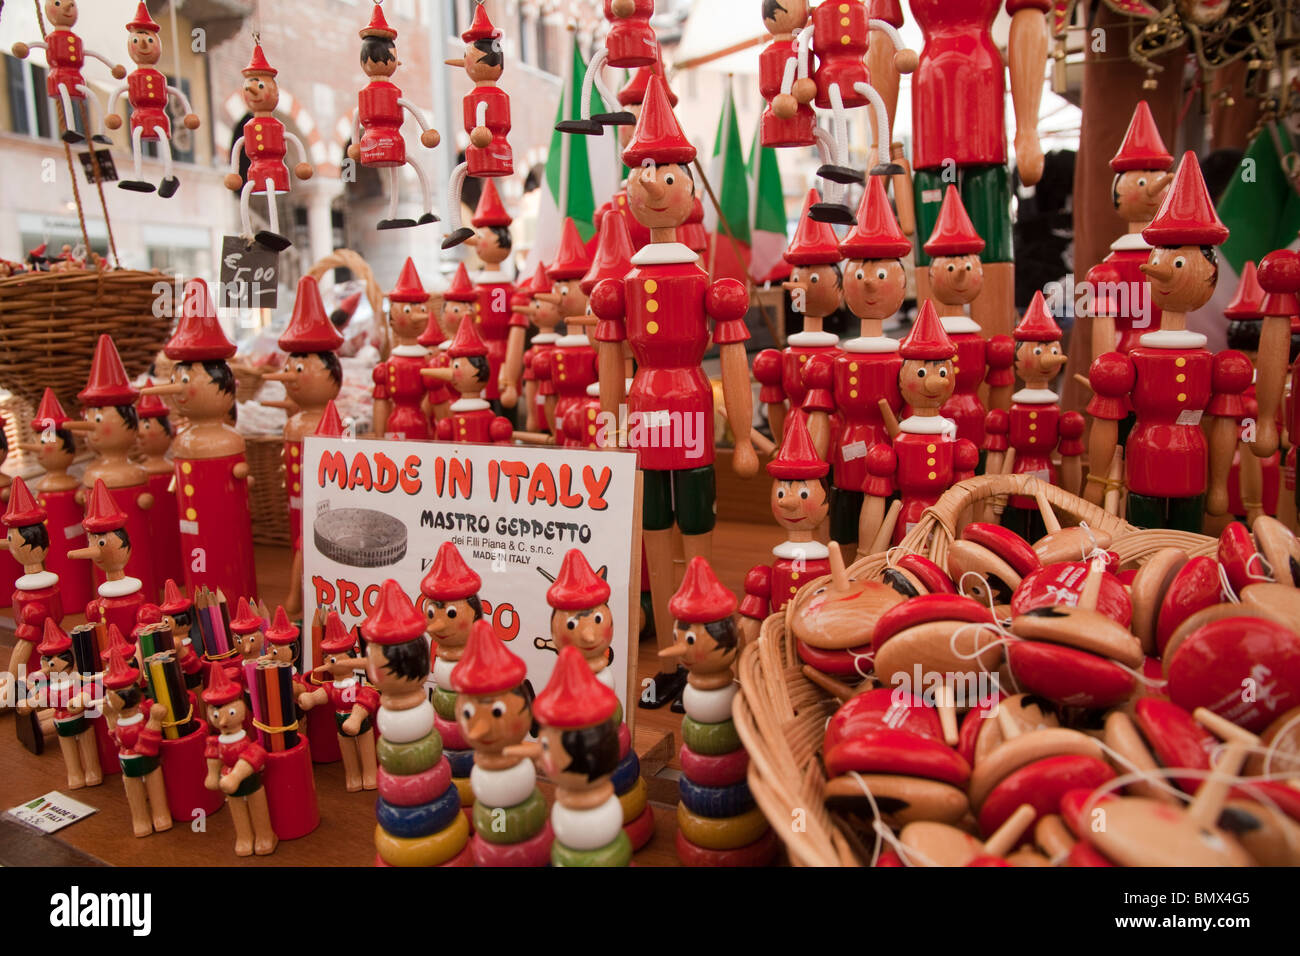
[1, 478, 63, 708]
[71, 334, 156, 599]
[663, 556, 776, 866]
[257, 604, 308, 686]
[22, 390, 92, 611]
[224, 41, 313, 251]
[517, 645, 631, 867]
[465, 179, 515, 408]
[759, 0, 815, 149]
[834, 177, 908, 554]
[556, 0, 655, 136]
[543, 219, 598, 436]
[924, 185, 1015, 444]
[202, 661, 277, 857]
[134, 384, 183, 594]
[426, 262, 477, 422]
[262, 275, 344, 615]
[229, 597, 265, 670]
[520, 263, 563, 435]
[373, 258, 442, 440]
[862, 300, 979, 547]
[1084, 100, 1173, 361]
[366, 579, 471, 867]
[72, 479, 145, 642]
[142, 278, 258, 601]
[588, 75, 758, 706]
[11, 0, 125, 145]
[426, 315, 514, 444]
[752, 189, 844, 453]
[581, 212, 637, 448]
[24, 619, 102, 789]
[985, 290, 1084, 539]
[299, 611, 379, 792]
[103, 644, 171, 837]
[740, 410, 831, 644]
[1086, 152, 1250, 530]
[453, 618, 552, 867]
[1251, 251, 1300, 464]
[442, 5, 513, 249]
[104, 2, 199, 198]
[349, 1, 440, 230]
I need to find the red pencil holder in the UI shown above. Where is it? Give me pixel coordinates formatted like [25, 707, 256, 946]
[304, 704, 341, 763]
[159, 723, 223, 821]
[90, 711, 121, 777]
[264, 736, 320, 840]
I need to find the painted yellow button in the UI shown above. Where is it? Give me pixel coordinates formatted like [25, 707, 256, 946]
[185, 508, 197, 521]
[850, 362, 859, 372]
[1176, 373, 1185, 383]
[849, 390, 858, 398]
[927, 444, 937, 453]
[1177, 393, 1187, 403]
[646, 300, 659, 313]
[1029, 411, 1037, 419]
[644, 279, 658, 293]
[181, 462, 192, 474]
[849, 376, 858, 385]
[1176, 357, 1186, 367]
[647, 321, 659, 334]
[184, 484, 195, 497]
[290, 446, 299, 457]
[927, 458, 935, 466]
[292, 483, 301, 493]
[928, 471, 937, 481]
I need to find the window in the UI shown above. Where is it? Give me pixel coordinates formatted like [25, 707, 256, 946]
[142, 75, 195, 165]
[5, 54, 54, 140]
[517, 8, 531, 66]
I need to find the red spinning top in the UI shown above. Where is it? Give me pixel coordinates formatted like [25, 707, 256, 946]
[3, 476, 45, 527]
[1006, 641, 1137, 709]
[923, 186, 985, 257]
[444, 262, 477, 303]
[546, 549, 610, 610]
[103, 644, 140, 690]
[166, 279, 236, 361]
[824, 728, 971, 785]
[978, 754, 1115, 838]
[1109, 101, 1172, 173]
[446, 314, 489, 358]
[621, 75, 695, 168]
[82, 479, 128, 533]
[202, 656, 243, 704]
[471, 178, 512, 228]
[1013, 291, 1063, 342]
[263, 606, 298, 646]
[766, 409, 827, 480]
[360, 579, 426, 645]
[1154, 556, 1222, 655]
[79, 335, 139, 407]
[32, 387, 71, 430]
[314, 400, 345, 437]
[784, 190, 843, 266]
[533, 644, 618, 729]
[1142, 151, 1229, 247]
[668, 556, 736, 623]
[229, 597, 263, 636]
[280, 276, 344, 353]
[962, 523, 1041, 579]
[388, 258, 428, 303]
[451, 618, 527, 695]
[1166, 616, 1300, 732]
[421, 541, 481, 602]
[1133, 698, 1215, 791]
[839, 177, 911, 260]
[824, 688, 947, 754]
[319, 611, 356, 653]
[1011, 562, 1133, 627]
[37, 618, 71, 657]
[899, 300, 955, 361]
[873, 594, 993, 652]
[581, 212, 635, 296]
[548, 218, 593, 280]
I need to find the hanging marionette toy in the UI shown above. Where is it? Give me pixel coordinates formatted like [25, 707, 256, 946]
[71, 479, 145, 645]
[0, 478, 63, 715]
[541, 219, 598, 439]
[141, 278, 258, 602]
[442, 5, 513, 249]
[22, 390, 92, 612]
[759, 0, 815, 149]
[299, 611, 379, 792]
[202, 662, 277, 856]
[464, 179, 515, 409]
[22, 619, 102, 789]
[349, 1, 440, 229]
[103, 2, 199, 197]
[520, 263, 563, 435]
[103, 645, 171, 837]
[372, 258, 444, 441]
[555, 0, 656, 138]
[983, 290, 1084, 539]
[224, 40, 313, 252]
[261, 276, 344, 616]
[452, 619, 552, 867]
[861, 300, 980, 548]
[133, 384, 183, 595]
[498, 266, 536, 414]
[11, 0, 125, 145]
[425, 315, 514, 445]
[588, 75, 758, 709]
[1086, 152, 1250, 530]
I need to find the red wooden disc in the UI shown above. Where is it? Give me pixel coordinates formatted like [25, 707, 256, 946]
[824, 687, 946, 754]
[875, 849, 904, 867]
[978, 754, 1115, 838]
[1132, 697, 1215, 792]
[433, 711, 469, 751]
[1007, 641, 1136, 709]
[679, 744, 750, 788]
[470, 821, 555, 867]
[1011, 562, 1132, 627]
[1218, 521, 1260, 597]
[438, 841, 476, 867]
[1167, 616, 1300, 733]
[624, 804, 656, 851]
[796, 639, 873, 677]
[376, 756, 453, 807]
[1231, 780, 1300, 822]
[675, 827, 778, 867]
[963, 522, 1041, 578]
[956, 695, 1007, 767]
[1155, 556, 1224, 654]
[897, 553, 956, 595]
[1058, 787, 1117, 838]
[965, 854, 1011, 867]
[824, 728, 971, 785]
[872, 594, 993, 652]
[618, 721, 632, 759]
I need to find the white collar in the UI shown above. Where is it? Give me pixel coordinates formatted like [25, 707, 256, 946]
[391, 344, 428, 358]
[1139, 329, 1207, 350]
[841, 336, 899, 354]
[1111, 232, 1151, 252]
[939, 314, 981, 335]
[333, 676, 357, 690]
[16, 570, 58, 590]
[556, 333, 591, 347]
[631, 242, 698, 266]
[115, 712, 144, 727]
[1012, 388, 1059, 404]
[787, 331, 840, 348]
[98, 576, 142, 598]
[219, 730, 247, 744]
[531, 332, 559, 345]
[899, 415, 957, 436]
[436, 342, 450, 352]
[451, 398, 489, 413]
[773, 539, 829, 560]
[586, 383, 600, 397]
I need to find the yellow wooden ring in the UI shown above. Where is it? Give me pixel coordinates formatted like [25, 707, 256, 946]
[374, 812, 469, 866]
[618, 776, 647, 823]
[453, 774, 475, 808]
[675, 804, 769, 851]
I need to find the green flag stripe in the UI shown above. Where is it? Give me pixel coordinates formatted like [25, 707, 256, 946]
[1218, 124, 1300, 271]
[748, 126, 786, 235]
[712, 84, 751, 246]
[545, 39, 606, 241]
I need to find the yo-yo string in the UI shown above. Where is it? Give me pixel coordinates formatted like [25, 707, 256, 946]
[844, 771, 888, 867]
[1076, 521, 1106, 564]
[1246, 550, 1275, 584]
[1261, 710, 1300, 778]
[1217, 561, 1242, 604]
[848, 646, 875, 683]
[1089, 737, 1195, 803]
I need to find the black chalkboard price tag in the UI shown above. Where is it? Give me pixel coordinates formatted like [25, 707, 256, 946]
[78, 149, 117, 183]
[219, 235, 279, 309]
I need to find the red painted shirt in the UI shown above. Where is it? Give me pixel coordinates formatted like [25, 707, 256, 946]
[358, 79, 405, 167]
[205, 729, 268, 776]
[242, 115, 290, 194]
[833, 341, 903, 492]
[126, 68, 170, 138]
[173, 452, 258, 602]
[813, 1, 871, 109]
[463, 86, 512, 177]
[373, 349, 440, 440]
[45, 30, 85, 97]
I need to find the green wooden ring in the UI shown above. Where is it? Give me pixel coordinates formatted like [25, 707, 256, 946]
[376, 730, 443, 775]
[472, 788, 548, 845]
[681, 716, 741, 755]
[432, 687, 459, 720]
[551, 830, 633, 867]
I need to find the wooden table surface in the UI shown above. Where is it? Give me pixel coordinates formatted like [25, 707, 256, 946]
[0, 520, 783, 867]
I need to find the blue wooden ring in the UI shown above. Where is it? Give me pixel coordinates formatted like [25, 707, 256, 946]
[678, 776, 756, 818]
[610, 749, 641, 795]
[375, 785, 462, 839]
[443, 746, 476, 778]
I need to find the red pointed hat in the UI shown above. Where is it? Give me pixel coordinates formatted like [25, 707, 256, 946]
[421, 541, 481, 601]
[462, 3, 501, 41]
[622, 75, 696, 169]
[447, 314, 489, 358]
[243, 42, 277, 78]
[841, 177, 912, 260]
[471, 178, 512, 228]
[31, 387, 71, 431]
[38, 618, 71, 657]
[581, 212, 635, 296]
[82, 479, 128, 533]
[319, 611, 357, 653]
[767, 409, 828, 480]
[444, 262, 477, 303]
[451, 618, 528, 695]
[1143, 151, 1229, 247]
[528, 261, 554, 297]
[1014, 291, 1063, 342]
[924, 186, 985, 257]
[314, 400, 345, 438]
[619, 52, 677, 107]
[160, 579, 191, 614]
[79, 335, 139, 407]
[127, 2, 160, 33]
[669, 556, 737, 623]
[548, 218, 594, 280]
[280, 276, 345, 353]
[229, 597, 264, 635]
[548, 549, 611, 610]
[201, 657, 243, 705]
[1110, 101, 1173, 173]
[532, 644, 618, 729]
[1223, 260, 1266, 321]
[136, 381, 169, 419]
[360, 2, 397, 40]
[263, 606, 299, 646]
[3, 477, 45, 528]
[166, 279, 237, 361]
[360, 579, 426, 645]
[103, 644, 141, 690]
[511, 267, 536, 310]
[101, 624, 136, 667]
[785, 190, 843, 266]
[136, 604, 163, 628]
[388, 258, 429, 303]
[900, 299, 956, 361]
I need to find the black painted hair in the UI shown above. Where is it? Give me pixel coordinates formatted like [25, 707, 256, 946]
[360, 36, 396, 66]
[467, 355, 490, 384]
[378, 637, 430, 682]
[472, 37, 503, 68]
[114, 404, 140, 431]
[559, 718, 620, 781]
[521, 679, 538, 738]
[762, 0, 787, 22]
[17, 523, 49, 552]
[178, 360, 237, 398]
[114, 685, 143, 711]
[0, 427, 7, 454]
[54, 427, 75, 454]
[1226, 320, 1261, 353]
[155, 417, 172, 438]
[1110, 173, 1121, 210]
[487, 226, 512, 250]
[292, 351, 343, 388]
[111, 528, 131, 551]
[703, 615, 739, 651]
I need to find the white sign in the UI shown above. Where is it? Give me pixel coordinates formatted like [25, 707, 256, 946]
[8, 791, 98, 833]
[301, 436, 641, 722]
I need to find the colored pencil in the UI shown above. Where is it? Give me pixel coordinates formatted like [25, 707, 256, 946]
[69, 624, 100, 676]
[137, 622, 174, 662]
[144, 652, 196, 740]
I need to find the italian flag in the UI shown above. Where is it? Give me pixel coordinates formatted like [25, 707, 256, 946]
[702, 80, 752, 284]
[748, 124, 790, 284]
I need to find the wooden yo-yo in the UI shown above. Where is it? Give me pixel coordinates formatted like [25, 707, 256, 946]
[1006, 558, 1145, 709]
[822, 688, 972, 828]
[946, 522, 1041, 614]
[1247, 705, 1300, 778]
[898, 803, 1038, 867]
[1102, 697, 1218, 803]
[786, 541, 906, 687]
[1219, 517, 1300, 594]
[880, 553, 956, 599]
[870, 594, 1005, 745]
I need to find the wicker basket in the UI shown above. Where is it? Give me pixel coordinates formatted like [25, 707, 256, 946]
[245, 435, 290, 548]
[0, 269, 172, 408]
[732, 474, 1218, 867]
[307, 248, 388, 359]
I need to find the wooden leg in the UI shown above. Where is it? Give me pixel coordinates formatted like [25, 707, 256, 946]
[338, 735, 362, 792]
[286, 548, 304, 619]
[973, 262, 1016, 343]
[857, 494, 887, 560]
[248, 788, 278, 855]
[643, 528, 677, 653]
[76, 729, 102, 786]
[524, 382, 539, 432]
[357, 732, 378, 790]
[229, 796, 254, 857]
[57, 736, 85, 789]
[144, 768, 172, 832]
[123, 776, 153, 837]
[1239, 448, 1265, 527]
